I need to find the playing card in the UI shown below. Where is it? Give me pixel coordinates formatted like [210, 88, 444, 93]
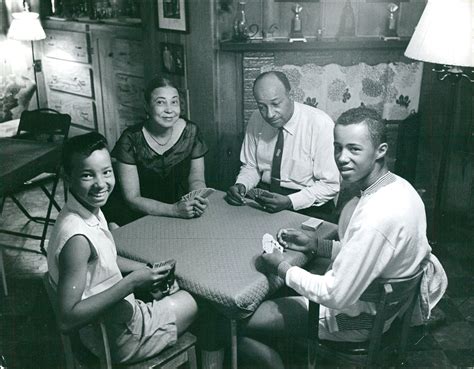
[262, 233, 284, 254]
[247, 188, 267, 200]
[198, 188, 216, 198]
[181, 188, 215, 201]
[153, 259, 176, 270]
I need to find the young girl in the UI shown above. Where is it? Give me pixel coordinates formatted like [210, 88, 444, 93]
[46, 132, 198, 364]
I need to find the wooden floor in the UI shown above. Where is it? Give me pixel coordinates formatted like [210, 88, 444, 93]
[1, 183, 473, 368]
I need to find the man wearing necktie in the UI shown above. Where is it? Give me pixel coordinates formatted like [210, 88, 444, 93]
[226, 71, 340, 220]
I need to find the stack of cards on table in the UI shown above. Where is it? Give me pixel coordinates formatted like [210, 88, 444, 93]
[181, 188, 216, 201]
[246, 188, 269, 200]
[262, 233, 284, 254]
[301, 217, 324, 231]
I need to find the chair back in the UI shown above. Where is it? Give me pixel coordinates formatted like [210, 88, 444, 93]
[360, 268, 424, 365]
[17, 108, 71, 143]
[43, 273, 197, 369]
[42, 273, 111, 369]
[308, 268, 424, 368]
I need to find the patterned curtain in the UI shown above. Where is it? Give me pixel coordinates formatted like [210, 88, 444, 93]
[264, 62, 423, 121]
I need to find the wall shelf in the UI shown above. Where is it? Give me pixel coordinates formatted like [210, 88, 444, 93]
[219, 37, 410, 52]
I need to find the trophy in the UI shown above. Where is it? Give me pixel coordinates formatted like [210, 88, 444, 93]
[383, 3, 401, 40]
[289, 4, 306, 43]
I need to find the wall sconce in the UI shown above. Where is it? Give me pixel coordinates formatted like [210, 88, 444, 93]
[7, 2, 47, 108]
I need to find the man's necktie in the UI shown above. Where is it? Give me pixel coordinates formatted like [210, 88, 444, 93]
[270, 128, 284, 193]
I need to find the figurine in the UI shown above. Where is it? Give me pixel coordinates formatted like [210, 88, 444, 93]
[385, 3, 400, 38]
[289, 3, 306, 42]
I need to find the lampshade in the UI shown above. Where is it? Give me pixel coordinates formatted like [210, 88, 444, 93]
[404, 0, 473, 68]
[7, 11, 46, 41]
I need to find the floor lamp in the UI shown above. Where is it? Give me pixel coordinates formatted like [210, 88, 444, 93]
[404, 0, 473, 242]
[7, 2, 46, 109]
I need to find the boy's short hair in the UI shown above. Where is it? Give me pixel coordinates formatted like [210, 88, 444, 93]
[336, 106, 387, 146]
[62, 132, 108, 175]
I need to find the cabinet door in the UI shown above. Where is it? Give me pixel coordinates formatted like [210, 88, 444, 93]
[90, 28, 145, 146]
[43, 23, 98, 133]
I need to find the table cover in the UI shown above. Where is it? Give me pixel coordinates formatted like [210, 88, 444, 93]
[113, 191, 337, 319]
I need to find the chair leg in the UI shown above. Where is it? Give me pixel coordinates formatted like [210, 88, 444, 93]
[230, 319, 238, 369]
[187, 345, 197, 369]
[9, 195, 38, 222]
[0, 247, 8, 296]
[307, 301, 319, 369]
[39, 175, 60, 255]
[40, 184, 62, 212]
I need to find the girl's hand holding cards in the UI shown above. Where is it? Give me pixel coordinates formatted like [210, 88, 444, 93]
[149, 259, 179, 300]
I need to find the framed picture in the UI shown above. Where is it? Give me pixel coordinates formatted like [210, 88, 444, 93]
[178, 88, 190, 120]
[160, 42, 185, 76]
[157, 0, 188, 33]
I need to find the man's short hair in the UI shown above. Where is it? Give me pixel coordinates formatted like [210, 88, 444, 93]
[62, 132, 108, 176]
[336, 106, 387, 146]
[253, 71, 291, 93]
[144, 76, 178, 105]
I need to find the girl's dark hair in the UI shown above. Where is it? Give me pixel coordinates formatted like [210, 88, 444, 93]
[144, 77, 178, 105]
[62, 132, 108, 175]
[336, 106, 387, 146]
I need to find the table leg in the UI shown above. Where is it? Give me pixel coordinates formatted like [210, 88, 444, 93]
[230, 319, 238, 369]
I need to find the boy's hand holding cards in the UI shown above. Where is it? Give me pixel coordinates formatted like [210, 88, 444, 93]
[262, 233, 284, 254]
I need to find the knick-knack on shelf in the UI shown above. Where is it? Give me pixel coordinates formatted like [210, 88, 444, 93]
[337, 0, 356, 39]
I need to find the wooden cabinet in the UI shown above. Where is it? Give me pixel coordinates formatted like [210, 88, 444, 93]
[41, 20, 144, 146]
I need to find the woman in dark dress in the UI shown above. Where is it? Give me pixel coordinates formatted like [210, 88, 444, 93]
[103, 77, 209, 226]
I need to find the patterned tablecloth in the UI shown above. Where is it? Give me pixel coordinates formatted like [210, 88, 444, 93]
[112, 191, 338, 319]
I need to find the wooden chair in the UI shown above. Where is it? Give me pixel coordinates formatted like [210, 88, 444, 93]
[42, 273, 198, 369]
[4, 109, 71, 254]
[307, 268, 424, 368]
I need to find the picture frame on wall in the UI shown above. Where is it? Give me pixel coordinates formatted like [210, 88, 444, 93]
[178, 88, 190, 120]
[157, 0, 188, 33]
[160, 42, 185, 76]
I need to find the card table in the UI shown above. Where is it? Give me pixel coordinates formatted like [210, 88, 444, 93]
[113, 190, 338, 369]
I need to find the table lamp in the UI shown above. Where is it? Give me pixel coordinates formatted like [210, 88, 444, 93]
[7, 1, 47, 109]
[404, 0, 473, 241]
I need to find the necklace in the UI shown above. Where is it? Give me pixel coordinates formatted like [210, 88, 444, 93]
[145, 127, 174, 146]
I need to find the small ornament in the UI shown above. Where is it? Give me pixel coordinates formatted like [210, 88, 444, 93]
[289, 3, 306, 43]
[337, 0, 356, 39]
[383, 3, 401, 40]
[232, 1, 259, 41]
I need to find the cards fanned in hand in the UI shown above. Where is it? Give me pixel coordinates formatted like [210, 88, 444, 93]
[262, 233, 284, 254]
[181, 188, 216, 201]
[247, 188, 269, 200]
